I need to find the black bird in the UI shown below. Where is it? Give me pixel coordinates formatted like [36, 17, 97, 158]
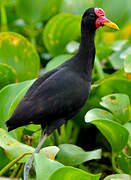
[6, 7, 119, 179]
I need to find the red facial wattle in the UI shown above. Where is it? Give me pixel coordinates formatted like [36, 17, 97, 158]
[94, 8, 105, 17]
[94, 8, 119, 30]
[96, 16, 110, 28]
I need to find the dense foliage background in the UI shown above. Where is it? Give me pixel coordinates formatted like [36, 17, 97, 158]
[0, 0, 131, 179]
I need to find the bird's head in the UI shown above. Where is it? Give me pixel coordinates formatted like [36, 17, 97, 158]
[82, 7, 119, 31]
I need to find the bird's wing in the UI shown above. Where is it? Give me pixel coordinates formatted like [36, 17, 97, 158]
[24, 66, 90, 119]
[25, 68, 59, 97]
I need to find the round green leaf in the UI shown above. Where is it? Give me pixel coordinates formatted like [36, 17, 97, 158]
[56, 144, 101, 166]
[60, 0, 94, 15]
[40, 0, 63, 21]
[0, 32, 40, 82]
[17, 0, 62, 24]
[16, 0, 48, 23]
[34, 152, 64, 180]
[100, 94, 130, 124]
[49, 166, 101, 180]
[45, 54, 72, 72]
[0, 80, 34, 129]
[43, 13, 81, 56]
[85, 118, 129, 153]
[124, 54, 131, 73]
[0, 63, 16, 90]
[103, 174, 131, 180]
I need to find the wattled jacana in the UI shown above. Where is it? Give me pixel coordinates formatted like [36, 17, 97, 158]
[6, 7, 119, 180]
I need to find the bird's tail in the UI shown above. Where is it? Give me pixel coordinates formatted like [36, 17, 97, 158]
[6, 117, 30, 132]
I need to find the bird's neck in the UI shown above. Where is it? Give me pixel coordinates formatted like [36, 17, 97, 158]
[74, 29, 96, 81]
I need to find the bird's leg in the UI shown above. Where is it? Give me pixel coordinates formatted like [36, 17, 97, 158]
[24, 129, 48, 180]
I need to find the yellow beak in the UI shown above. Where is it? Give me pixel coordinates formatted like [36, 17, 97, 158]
[104, 21, 120, 30]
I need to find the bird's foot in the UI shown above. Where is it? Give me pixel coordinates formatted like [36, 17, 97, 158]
[24, 155, 34, 180]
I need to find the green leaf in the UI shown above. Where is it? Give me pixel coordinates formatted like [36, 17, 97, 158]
[103, 174, 131, 180]
[0, 63, 16, 90]
[42, 146, 59, 160]
[0, 147, 10, 170]
[85, 116, 129, 153]
[85, 108, 115, 122]
[0, 80, 34, 129]
[66, 41, 79, 54]
[45, 54, 72, 72]
[49, 166, 101, 180]
[0, 32, 40, 82]
[0, 128, 59, 163]
[34, 152, 64, 180]
[87, 70, 131, 109]
[74, 71, 131, 127]
[124, 54, 131, 73]
[116, 152, 131, 174]
[56, 144, 101, 166]
[110, 40, 128, 52]
[109, 51, 124, 69]
[100, 94, 130, 124]
[124, 122, 131, 148]
[60, 0, 94, 15]
[120, 46, 131, 59]
[96, 44, 113, 61]
[0, 128, 34, 162]
[0, 0, 16, 6]
[39, 0, 63, 21]
[16, 0, 48, 23]
[17, 0, 62, 24]
[43, 13, 81, 56]
[8, 81, 35, 119]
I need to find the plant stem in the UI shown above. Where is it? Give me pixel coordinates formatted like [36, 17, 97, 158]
[16, 163, 24, 178]
[10, 164, 21, 178]
[66, 120, 73, 142]
[60, 124, 66, 143]
[0, 1, 8, 31]
[95, 57, 105, 79]
[112, 153, 123, 174]
[53, 130, 59, 146]
[0, 152, 32, 176]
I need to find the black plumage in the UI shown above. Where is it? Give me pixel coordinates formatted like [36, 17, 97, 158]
[6, 8, 96, 135]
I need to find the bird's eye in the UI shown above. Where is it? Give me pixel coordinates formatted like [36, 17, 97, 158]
[90, 14, 95, 18]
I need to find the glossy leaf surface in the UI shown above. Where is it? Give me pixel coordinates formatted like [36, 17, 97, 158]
[43, 13, 81, 56]
[0, 63, 16, 90]
[57, 144, 101, 166]
[0, 32, 40, 81]
[85, 115, 129, 153]
[100, 94, 130, 124]
[49, 166, 101, 180]
[34, 152, 64, 180]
